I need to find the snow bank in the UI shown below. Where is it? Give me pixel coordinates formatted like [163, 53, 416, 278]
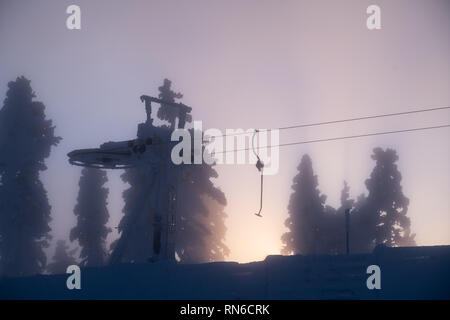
[1, 245, 449, 299]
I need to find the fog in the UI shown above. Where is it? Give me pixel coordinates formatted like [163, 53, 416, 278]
[0, 0, 448, 262]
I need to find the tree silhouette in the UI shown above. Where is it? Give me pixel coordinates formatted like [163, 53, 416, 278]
[281, 154, 327, 255]
[0, 76, 61, 276]
[156, 78, 183, 129]
[70, 168, 111, 267]
[116, 79, 228, 264]
[117, 144, 228, 264]
[47, 240, 77, 275]
[200, 195, 230, 262]
[281, 149, 415, 256]
[115, 167, 154, 262]
[353, 148, 416, 250]
[348, 193, 371, 253]
[175, 142, 229, 263]
[318, 205, 342, 254]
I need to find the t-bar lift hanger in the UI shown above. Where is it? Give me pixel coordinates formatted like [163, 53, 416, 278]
[252, 130, 264, 217]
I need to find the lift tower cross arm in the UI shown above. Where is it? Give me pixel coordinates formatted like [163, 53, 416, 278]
[140, 95, 192, 129]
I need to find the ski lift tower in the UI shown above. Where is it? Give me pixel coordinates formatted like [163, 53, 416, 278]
[67, 96, 192, 264]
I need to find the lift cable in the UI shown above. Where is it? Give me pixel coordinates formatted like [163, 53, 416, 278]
[133, 106, 449, 147]
[213, 124, 450, 155]
[235, 123, 450, 218]
[209, 106, 450, 139]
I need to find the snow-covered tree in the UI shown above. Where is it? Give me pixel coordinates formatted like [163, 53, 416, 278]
[115, 167, 154, 262]
[352, 148, 416, 251]
[47, 240, 77, 275]
[117, 153, 229, 264]
[281, 149, 415, 256]
[0, 76, 61, 276]
[281, 154, 327, 255]
[70, 168, 111, 267]
[115, 79, 228, 263]
[156, 78, 183, 129]
[198, 195, 229, 262]
[175, 155, 228, 263]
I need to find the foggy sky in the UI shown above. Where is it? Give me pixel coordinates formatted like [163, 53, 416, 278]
[0, 0, 448, 262]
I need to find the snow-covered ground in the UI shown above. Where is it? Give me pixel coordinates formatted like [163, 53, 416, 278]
[1, 245, 449, 299]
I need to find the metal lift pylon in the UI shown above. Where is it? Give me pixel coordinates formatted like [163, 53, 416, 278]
[67, 96, 192, 264]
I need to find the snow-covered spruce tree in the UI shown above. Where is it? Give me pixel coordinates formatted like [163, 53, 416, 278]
[47, 240, 77, 275]
[116, 79, 228, 263]
[114, 79, 186, 262]
[115, 167, 153, 262]
[70, 168, 111, 267]
[175, 149, 229, 263]
[303, 181, 356, 255]
[0, 77, 61, 277]
[347, 193, 371, 253]
[199, 195, 230, 262]
[281, 154, 327, 255]
[353, 148, 415, 251]
[156, 78, 183, 129]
